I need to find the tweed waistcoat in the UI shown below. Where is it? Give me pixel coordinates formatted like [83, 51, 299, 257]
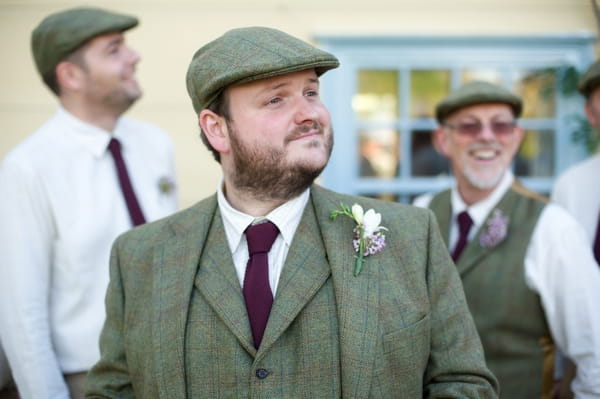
[185, 200, 342, 398]
[429, 182, 553, 399]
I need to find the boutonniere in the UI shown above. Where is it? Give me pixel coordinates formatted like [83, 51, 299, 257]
[479, 209, 509, 248]
[158, 176, 175, 195]
[330, 202, 388, 277]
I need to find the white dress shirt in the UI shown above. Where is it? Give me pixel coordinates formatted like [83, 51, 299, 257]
[551, 153, 600, 246]
[0, 107, 178, 398]
[413, 171, 600, 398]
[217, 182, 309, 295]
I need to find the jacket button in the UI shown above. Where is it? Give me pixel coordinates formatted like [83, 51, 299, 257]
[256, 368, 269, 379]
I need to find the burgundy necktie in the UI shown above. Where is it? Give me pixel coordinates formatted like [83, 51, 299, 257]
[243, 221, 279, 349]
[452, 211, 473, 262]
[594, 211, 600, 265]
[107, 138, 146, 227]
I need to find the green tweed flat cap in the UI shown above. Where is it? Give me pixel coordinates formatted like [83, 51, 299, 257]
[578, 59, 600, 98]
[186, 26, 340, 113]
[436, 80, 523, 123]
[32, 7, 138, 78]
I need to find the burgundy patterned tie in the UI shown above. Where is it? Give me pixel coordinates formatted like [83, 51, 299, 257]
[452, 211, 473, 262]
[243, 221, 279, 349]
[594, 212, 600, 265]
[107, 138, 146, 227]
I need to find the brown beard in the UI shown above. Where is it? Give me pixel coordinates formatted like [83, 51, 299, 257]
[227, 121, 333, 202]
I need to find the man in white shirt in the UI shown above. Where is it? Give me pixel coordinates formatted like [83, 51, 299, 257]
[552, 59, 600, 264]
[413, 81, 600, 398]
[0, 7, 177, 399]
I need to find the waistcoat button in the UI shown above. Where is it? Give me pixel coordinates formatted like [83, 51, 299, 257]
[256, 368, 269, 379]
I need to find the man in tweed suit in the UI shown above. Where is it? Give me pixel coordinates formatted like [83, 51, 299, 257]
[413, 81, 600, 398]
[85, 27, 498, 398]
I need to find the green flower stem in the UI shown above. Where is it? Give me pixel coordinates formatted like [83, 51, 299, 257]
[354, 240, 365, 276]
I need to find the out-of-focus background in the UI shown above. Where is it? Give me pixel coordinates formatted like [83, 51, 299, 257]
[0, 0, 597, 208]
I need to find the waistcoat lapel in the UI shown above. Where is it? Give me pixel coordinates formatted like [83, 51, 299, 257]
[311, 185, 380, 399]
[258, 198, 331, 356]
[151, 199, 217, 399]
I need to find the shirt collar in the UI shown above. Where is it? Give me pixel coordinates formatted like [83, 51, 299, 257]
[217, 179, 310, 253]
[56, 105, 125, 158]
[451, 170, 514, 229]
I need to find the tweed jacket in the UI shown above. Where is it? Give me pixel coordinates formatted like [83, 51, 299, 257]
[85, 185, 498, 398]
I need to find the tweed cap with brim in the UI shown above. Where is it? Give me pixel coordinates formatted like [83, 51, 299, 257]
[186, 26, 340, 113]
[32, 7, 138, 78]
[578, 59, 600, 98]
[436, 80, 523, 123]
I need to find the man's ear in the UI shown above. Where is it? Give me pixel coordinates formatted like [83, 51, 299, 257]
[199, 109, 230, 154]
[55, 61, 85, 92]
[432, 126, 451, 158]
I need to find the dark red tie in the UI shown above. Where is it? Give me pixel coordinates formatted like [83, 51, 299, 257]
[452, 211, 473, 262]
[243, 221, 279, 349]
[107, 138, 146, 227]
[594, 211, 600, 265]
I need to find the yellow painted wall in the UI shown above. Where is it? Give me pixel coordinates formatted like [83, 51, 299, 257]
[0, 0, 596, 208]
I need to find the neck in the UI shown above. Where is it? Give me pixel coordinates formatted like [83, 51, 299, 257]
[222, 179, 288, 217]
[457, 183, 495, 206]
[60, 98, 121, 132]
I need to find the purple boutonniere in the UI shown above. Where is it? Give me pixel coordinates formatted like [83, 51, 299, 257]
[479, 209, 509, 248]
[330, 202, 388, 277]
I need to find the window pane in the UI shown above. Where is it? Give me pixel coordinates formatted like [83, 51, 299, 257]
[514, 129, 554, 177]
[514, 69, 556, 118]
[358, 128, 399, 178]
[411, 130, 450, 176]
[410, 70, 450, 118]
[462, 69, 502, 85]
[353, 70, 399, 121]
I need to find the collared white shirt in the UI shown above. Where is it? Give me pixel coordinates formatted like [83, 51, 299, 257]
[0, 106, 178, 398]
[551, 153, 600, 246]
[414, 170, 600, 398]
[217, 181, 309, 295]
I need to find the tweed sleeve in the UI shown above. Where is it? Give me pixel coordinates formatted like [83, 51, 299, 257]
[85, 235, 135, 398]
[421, 209, 500, 398]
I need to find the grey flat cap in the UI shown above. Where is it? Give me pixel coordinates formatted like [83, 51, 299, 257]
[186, 26, 340, 113]
[436, 81, 523, 123]
[578, 59, 600, 98]
[32, 7, 138, 78]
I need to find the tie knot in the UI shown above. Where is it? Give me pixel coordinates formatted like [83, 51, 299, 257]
[107, 138, 121, 154]
[457, 211, 473, 235]
[245, 221, 279, 255]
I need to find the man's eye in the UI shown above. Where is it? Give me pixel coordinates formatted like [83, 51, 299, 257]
[458, 123, 480, 134]
[306, 90, 319, 97]
[268, 97, 281, 105]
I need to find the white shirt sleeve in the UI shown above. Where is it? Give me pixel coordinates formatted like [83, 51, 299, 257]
[0, 159, 70, 398]
[525, 204, 600, 398]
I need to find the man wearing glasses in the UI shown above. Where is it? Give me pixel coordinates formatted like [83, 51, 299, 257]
[413, 81, 600, 398]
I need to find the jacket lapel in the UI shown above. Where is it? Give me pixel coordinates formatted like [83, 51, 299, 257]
[193, 208, 255, 353]
[311, 186, 380, 399]
[151, 199, 216, 399]
[258, 199, 331, 356]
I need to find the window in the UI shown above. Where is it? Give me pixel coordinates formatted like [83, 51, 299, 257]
[318, 35, 595, 203]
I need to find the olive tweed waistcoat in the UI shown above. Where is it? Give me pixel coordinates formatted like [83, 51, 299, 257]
[429, 182, 553, 399]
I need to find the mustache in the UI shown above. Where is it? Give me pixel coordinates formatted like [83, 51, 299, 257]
[467, 141, 503, 152]
[285, 121, 323, 143]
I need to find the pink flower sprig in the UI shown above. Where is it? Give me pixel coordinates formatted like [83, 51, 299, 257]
[330, 202, 388, 276]
[479, 209, 509, 248]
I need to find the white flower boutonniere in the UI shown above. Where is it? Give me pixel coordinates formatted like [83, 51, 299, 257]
[479, 209, 509, 248]
[330, 202, 388, 277]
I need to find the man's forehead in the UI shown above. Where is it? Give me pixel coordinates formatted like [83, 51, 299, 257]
[230, 68, 319, 92]
[448, 102, 515, 120]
